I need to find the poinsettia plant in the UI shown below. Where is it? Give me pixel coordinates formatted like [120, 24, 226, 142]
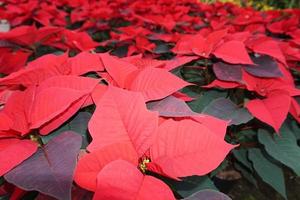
[0, 0, 300, 199]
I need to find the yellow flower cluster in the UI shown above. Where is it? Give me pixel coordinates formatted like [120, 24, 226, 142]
[201, 0, 275, 10]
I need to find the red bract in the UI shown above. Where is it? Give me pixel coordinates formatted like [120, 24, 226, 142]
[74, 87, 235, 199]
[100, 54, 190, 101]
[1, 0, 300, 198]
[0, 139, 37, 176]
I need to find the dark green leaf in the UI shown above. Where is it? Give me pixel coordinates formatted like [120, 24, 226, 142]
[258, 127, 300, 176]
[41, 112, 91, 148]
[188, 90, 226, 113]
[233, 149, 253, 172]
[248, 148, 287, 199]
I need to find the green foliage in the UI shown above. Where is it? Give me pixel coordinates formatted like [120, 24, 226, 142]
[201, 0, 300, 9]
[258, 126, 300, 176]
[248, 148, 287, 199]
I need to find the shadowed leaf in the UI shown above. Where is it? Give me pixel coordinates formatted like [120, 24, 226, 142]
[4, 131, 82, 200]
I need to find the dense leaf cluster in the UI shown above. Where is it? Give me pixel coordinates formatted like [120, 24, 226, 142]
[0, 0, 300, 199]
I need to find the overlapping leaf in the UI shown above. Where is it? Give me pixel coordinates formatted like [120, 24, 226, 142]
[4, 132, 82, 200]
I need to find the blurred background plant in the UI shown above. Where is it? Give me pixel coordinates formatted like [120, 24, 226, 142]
[201, 0, 300, 9]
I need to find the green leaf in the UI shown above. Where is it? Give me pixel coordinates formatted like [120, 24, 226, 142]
[235, 129, 257, 143]
[202, 98, 253, 125]
[210, 160, 229, 177]
[233, 149, 253, 172]
[258, 127, 300, 176]
[0, 177, 5, 186]
[188, 90, 226, 113]
[0, 195, 9, 200]
[248, 148, 287, 199]
[41, 112, 91, 148]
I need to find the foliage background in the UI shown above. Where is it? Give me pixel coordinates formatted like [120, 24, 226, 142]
[202, 0, 300, 9]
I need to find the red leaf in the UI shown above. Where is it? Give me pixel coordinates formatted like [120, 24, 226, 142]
[193, 29, 228, 57]
[148, 119, 236, 179]
[0, 139, 37, 176]
[0, 112, 12, 131]
[67, 52, 104, 75]
[213, 41, 253, 64]
[242, 71, 300, 97]
[88, 86, 158, 156]
[2, 88, 35, 134]
[173, 29, 227, 58]
[164, 56, 198, 71]
[127, 67, 190, 101]
[0, 49, 31, 74]
[100, 53, 138, 88]
[204, 79, 242, 89]
[192, 115, 229, 139]
[93, 160, 175, 200]
[248, 39, 287, 65]
[0, 53, 69, 87]
[29, 76, 98, 129]
[91, 84, 108, 105]
[245, 90, 291, 132]
[39, 96, 88, 135]
[74, 143, 138, 191]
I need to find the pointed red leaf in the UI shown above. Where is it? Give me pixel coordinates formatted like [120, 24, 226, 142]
[2, 88, 35, 134]
[0, 53, 69, 87]
[148, 119, 236, 179]
[100, 53, 138, 88]
[127, 67, 190, 101]
[0, 139, 37, 176]
[30, 76, 98, 129]
[39, 96, 89, 135]
[93, 160, 175, 200]
[249, 39, 287, 65]
[213, 41, 253, 65]
[74, 143, 138, 191]
[193, 29, 228, 57]
[67, 52, 104, 75]
[245, 90, 291, 132]
[88, 86, 158, 156]
[204, 79, 242, 89]
[164, 56, 198, 71]
[192, 115, 229, 139]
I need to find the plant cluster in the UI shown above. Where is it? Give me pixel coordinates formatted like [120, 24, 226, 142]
[0, 0, 300, 199]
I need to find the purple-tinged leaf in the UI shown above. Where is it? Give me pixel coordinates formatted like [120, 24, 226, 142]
[4, 131, 82, 200]
[202, 98, 253, 125]
[243, 55, 283, 78]
[184, 189, 232, 200]
[213, 62, 243, 83]
[147, 96, 197, 117]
